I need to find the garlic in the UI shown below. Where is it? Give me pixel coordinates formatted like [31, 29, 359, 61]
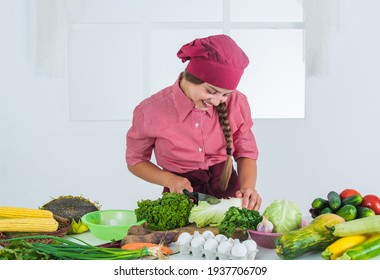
[256, 216, 274, 233]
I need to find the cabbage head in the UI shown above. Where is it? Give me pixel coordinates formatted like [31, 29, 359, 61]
[189, 198, 242, 228]
[263, 199, 302, 233]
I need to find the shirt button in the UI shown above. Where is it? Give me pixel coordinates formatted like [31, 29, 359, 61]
[195, 123, 199, 128]
[198, 147, 203, 152]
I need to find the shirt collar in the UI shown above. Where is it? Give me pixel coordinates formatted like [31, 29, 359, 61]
[172, 74, 215, 122]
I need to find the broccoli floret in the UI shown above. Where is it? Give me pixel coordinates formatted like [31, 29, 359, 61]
[134, 193, 194, 231]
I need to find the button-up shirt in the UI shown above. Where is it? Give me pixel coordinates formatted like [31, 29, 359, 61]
[126, 77, 258, 173]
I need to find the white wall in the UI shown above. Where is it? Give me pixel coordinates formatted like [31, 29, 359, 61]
[1, 0, 380, 215]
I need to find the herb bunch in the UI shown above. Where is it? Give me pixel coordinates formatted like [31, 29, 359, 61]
[218, 206, 263, 238]
[135, 193, 194, 231]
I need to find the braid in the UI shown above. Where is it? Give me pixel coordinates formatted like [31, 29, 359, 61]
[217, 102, 233, 191]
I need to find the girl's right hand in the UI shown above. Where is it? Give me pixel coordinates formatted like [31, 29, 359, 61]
[165, 174, 193, 194]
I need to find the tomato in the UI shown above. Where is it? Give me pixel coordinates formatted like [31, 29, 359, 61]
[340, 188, 361, 199]
[361, 194, 380, 215]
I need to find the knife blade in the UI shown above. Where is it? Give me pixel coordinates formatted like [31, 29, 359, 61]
[183, 190, 220, 205]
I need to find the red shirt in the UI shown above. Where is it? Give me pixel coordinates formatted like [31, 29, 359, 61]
[126, 77, 258, 173]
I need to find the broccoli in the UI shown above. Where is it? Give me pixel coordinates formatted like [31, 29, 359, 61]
[134, 193, 194, 231]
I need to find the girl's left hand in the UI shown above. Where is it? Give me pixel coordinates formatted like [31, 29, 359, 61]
[236, 188, 262, 210]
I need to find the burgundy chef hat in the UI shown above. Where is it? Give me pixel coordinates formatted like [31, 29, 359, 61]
[177, 34, 249, 90]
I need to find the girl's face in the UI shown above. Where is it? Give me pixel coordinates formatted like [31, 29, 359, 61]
[186, 82, 233, 110]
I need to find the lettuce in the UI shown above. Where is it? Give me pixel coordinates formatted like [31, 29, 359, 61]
[188, 198, 242, 227]
[263, 199, 302, 233]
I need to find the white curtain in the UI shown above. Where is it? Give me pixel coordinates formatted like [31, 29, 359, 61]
[299, 0, 340, 77]
[35, 0, 80, 78]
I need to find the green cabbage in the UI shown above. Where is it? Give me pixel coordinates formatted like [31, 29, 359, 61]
[189, 198, 242, 227]
[263, 199, 302, 233]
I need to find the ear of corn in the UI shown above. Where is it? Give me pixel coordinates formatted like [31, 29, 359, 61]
[0, 218, 59, 232]
[0, 206, 54, 219]
[321, 234, 369, 260]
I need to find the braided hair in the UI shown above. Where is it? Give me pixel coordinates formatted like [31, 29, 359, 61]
[183, 70, 233, 191]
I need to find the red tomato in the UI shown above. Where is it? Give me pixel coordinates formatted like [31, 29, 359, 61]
[339, 188, 361, 199]
[361, 194, 380, 215]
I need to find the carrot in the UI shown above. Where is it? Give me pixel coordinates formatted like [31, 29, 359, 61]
[121, 242, 173, 256]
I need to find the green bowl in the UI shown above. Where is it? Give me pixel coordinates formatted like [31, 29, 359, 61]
[81, 210, 146, 241]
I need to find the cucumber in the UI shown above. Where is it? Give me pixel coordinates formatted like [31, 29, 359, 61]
[356, 206, 376, 218]
[336, 204, 357, 221]
[311, 198, 329, 210]
[327, 191, 341, 211]
[336, 234, 380, 260]
[320, 207, 333, 214]
[341, 194, 362, 206]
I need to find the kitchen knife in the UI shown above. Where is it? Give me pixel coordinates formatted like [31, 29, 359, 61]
[183, 190, 220, 205]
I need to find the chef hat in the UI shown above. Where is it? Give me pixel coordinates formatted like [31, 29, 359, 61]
[177, 34, 249, 90]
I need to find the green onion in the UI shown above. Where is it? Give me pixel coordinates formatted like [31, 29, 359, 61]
[3, 235, 150, 260]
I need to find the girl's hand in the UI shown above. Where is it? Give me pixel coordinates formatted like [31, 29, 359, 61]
[236, 188, 262, 210]
[165, 174, 193, 194]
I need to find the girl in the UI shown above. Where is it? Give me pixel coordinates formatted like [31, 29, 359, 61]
[126, 34, 261, 210]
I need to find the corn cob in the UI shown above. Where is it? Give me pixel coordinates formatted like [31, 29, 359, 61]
[0, 206, 54, 219]
[0, 218, 59, 232]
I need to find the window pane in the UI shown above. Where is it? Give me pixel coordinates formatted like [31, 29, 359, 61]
[232, 29, 305, 118]
[149, 0, 223, 22]
[231, 0, 303, 22]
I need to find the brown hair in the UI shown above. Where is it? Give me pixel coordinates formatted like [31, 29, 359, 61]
[183, 70, 233, 191]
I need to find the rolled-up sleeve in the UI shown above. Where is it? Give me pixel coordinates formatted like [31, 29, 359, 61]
[126, 107, 155, 166]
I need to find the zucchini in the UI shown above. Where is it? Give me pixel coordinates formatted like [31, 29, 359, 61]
[336, 204, 357, 221]
[341, 194, 362, 206]
[275, 214, 345, 260]
[330, 215, 380, 237]
[321, 234, 369, 260]
[356, 206, 376, 218]
[311, 198, 329, 210]
[327, 191, 341, 211]
[336, 234, 380, 260]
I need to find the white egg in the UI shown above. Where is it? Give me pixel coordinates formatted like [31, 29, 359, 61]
[242, 239, 258, 252]
[177, 232, 192, 245]
[201, 230, 215, 239]
[191, 235, 206, 249]
[217, 240, 232, 255]
[214, 234, 228, 244]
[204, 238, 218, 251]
[231, 242, 248, 258]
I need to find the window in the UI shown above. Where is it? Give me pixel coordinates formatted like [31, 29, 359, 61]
[68, 0, 304, 120]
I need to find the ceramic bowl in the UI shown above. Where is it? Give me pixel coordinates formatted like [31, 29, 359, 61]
[246, 229, 282, 249]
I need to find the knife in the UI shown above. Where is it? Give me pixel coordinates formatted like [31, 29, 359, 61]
[183, 190, 220, 205]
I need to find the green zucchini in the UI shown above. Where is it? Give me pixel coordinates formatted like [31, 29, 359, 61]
[341, 194, 362, 206]
[356, 206, 375, 218]
[330, 215, 380, 237]
[275, 214, 345, 260]
[311, 198, 329, 210]
[327, 191, 341, 211]
[336, 204, 357, 221]
[336, 234, 380, 260]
